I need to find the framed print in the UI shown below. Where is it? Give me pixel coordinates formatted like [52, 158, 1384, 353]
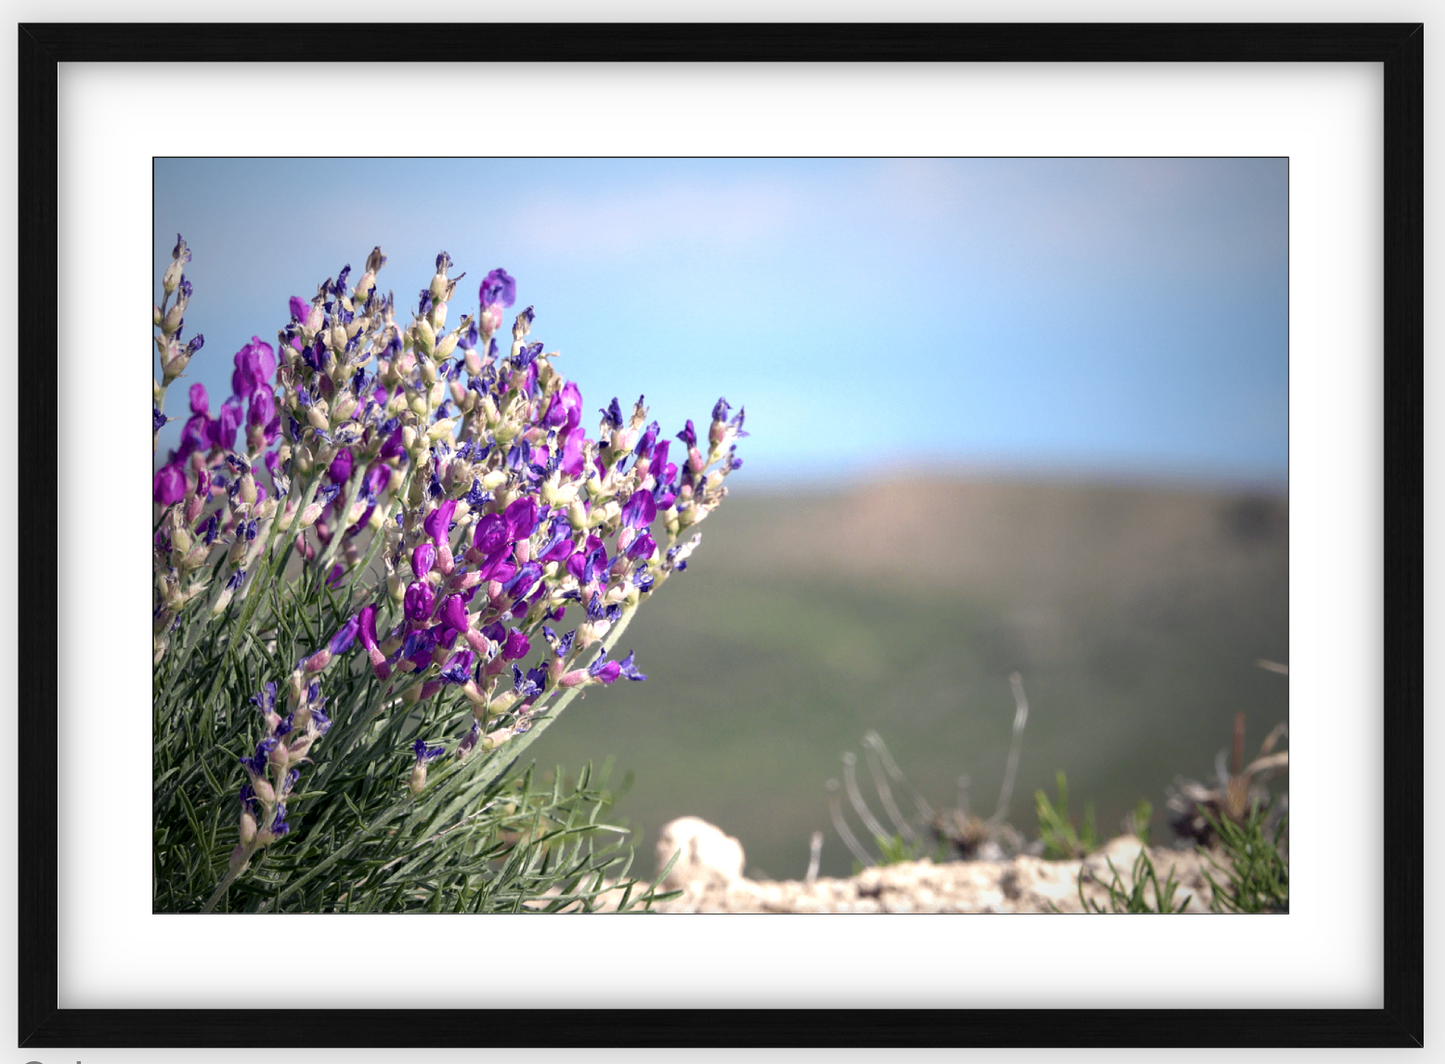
[18, 21, 1422, 1052]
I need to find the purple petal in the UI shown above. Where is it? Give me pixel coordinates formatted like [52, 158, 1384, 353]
[503, 497, 539, 541]
[153, 463, 187, 506]
[404, 582, 435, 622]
[328, 447, 353, 485]
[328, 615, 360, 655]
[479, 268, 516, 309]
[473, 513, 508, 554]
[423, 499, 457, 544]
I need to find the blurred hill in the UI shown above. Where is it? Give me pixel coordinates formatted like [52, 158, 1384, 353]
[526, 474, 1288, 881]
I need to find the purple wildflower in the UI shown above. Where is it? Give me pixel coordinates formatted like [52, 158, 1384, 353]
[154, 463, 187, 506]
[328, 447, 353, 486]
[503, 497, 539, 540]
[499, 628, 530, 661]
[423, 499, 457, 544]
[440, 594, 469, 634]
[404, 582, 435, 623]
[587, 655, 622, 685]
[501, 561, 542, 600]
[626, 531, 657, 561]
[208, 396, 244, 452]
[616, 651, 647, 681]
[232, 337, 277, 398]
[328, 616, 360, 655]
[620, 489, 657, 530]
[479, 268, 516, 309]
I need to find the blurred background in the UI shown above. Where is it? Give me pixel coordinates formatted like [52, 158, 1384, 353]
[155, 157, 1288, 880]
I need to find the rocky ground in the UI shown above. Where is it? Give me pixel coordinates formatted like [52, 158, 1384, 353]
[569, 817, 1227, 913]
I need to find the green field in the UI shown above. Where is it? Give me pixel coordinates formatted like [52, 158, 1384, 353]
[526, 474, 1289, 880]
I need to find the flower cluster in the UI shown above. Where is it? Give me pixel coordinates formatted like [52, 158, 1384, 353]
[247, 250, 744, 762]
[226, 618, 356, 875]
[152, 241, 288, 660]
[154, 241, 744, 884]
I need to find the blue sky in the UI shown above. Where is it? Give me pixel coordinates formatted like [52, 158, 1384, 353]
[154, 157, 1287, 489]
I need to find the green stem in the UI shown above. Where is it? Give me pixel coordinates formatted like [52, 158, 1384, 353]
[202, 840, 260, 913]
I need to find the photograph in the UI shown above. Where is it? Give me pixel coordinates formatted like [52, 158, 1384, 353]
[152, 156, 1289, 916]
[20, 17, 1421, 1053]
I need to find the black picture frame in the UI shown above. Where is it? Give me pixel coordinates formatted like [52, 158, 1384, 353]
[18, 22, 1423, 1050]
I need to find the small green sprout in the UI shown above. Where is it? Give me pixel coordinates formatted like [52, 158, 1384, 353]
[1076, 848, 1192, 913]
[1199, 798, 1289, 913]
[1035, 770, 1099, 860]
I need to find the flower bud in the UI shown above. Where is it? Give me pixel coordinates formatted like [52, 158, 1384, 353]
[286, 734, 315, 763]
[169, 521, 194, 557]
[480, 727, 515, 751]
[239, 809, 258, 845]
[162, 303, 184, 335]
[160, 349, 191, 384]
[409, 763, 429, 795]
[414, 318, 435, 356]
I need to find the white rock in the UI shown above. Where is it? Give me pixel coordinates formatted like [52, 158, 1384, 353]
[655, 816, 746, 888]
